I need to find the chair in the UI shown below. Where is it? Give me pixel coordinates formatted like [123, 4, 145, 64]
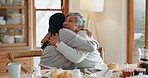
[6, 50, 42, 73]
[98, 47, 105, 60]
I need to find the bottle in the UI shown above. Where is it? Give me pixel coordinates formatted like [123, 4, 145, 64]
[32, 66, 42, 78]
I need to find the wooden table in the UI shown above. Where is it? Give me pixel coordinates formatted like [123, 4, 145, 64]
[0, 74, 89, 78]
[0, 64, 137, 78]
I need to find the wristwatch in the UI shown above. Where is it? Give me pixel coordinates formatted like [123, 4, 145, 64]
[55, 42, 59, 47]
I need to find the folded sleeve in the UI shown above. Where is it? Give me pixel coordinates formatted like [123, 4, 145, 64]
[56, 41, 89, 63]
[56, 28, 99, 63]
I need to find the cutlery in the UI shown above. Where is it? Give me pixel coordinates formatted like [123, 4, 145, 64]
[102, 63, 117, 77]
[102, 68, 110, 76]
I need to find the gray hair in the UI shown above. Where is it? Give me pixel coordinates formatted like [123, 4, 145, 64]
[66, 12, 85, 29]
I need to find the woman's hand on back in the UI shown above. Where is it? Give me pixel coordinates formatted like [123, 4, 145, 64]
[83, 29, 92, 37]
[41, 32, 51, 43]
[50, 33, 60, 47]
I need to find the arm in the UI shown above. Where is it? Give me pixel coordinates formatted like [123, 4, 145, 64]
[50, 28, 99, 63]
[56, 28, 98, 63]
[77, 30, 99, 50]
[56, 42, 89, 63]
[59, 28, 98, 52]
[49, 29, 91, 63]
[41, 33, 51, 49]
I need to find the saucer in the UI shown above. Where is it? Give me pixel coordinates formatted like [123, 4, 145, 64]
[89, 69, 113, 78]
[94, 64, 108, 70]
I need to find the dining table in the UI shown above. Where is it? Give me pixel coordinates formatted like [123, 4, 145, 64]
[0, 63, 140, 78]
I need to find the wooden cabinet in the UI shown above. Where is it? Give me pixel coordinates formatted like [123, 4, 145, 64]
[0, 0, 29, 50]
[0, 0, 33, 76]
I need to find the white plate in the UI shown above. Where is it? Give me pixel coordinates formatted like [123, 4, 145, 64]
[89, 69, 113, 78]
[94, 64, 108, 70]
[41, 69, 80, 78]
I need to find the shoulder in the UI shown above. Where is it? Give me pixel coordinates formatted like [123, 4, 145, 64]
[58, 28, 77, 42]
[77, 30, 89, 39]
[77, 30, 86, 35]
[59, 28, 71, 32]
[59, 28, 76, 35]
[43, 46, 56, 52]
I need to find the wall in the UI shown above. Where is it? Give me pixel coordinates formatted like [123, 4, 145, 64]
[70, 0, 127, 64]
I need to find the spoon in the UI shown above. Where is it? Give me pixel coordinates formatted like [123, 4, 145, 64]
[103, 63, 117, 77]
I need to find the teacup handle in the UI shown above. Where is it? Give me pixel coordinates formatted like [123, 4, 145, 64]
[80, 72, 83, 76]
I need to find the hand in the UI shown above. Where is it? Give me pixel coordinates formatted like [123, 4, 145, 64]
[50, 33, 60, 46]
[84, 29, 92, 37]
[41, 33, 51, 43]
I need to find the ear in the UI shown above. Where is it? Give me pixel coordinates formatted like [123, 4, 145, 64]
[76, 25, 82, 32]
[78, 25, 82, 30]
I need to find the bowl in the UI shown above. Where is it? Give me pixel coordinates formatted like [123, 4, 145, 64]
[7, 13, 22, 20]
[2, 35, 14, 44]
[15, 35, 24, 43]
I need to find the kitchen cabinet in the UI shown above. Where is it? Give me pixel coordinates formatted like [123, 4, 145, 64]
[0, 0, 33, 76]
[0, 0, 29, 50]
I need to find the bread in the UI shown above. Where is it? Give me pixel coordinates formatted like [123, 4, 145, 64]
[50, 68, 63, 78]
[107, 63, 118, 70]
[50, 68, 72, 78]
[57, 71, 72, 78]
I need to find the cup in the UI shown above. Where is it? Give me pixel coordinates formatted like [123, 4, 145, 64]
[15, 35, 24, 43]
[8, 63, 21, 78]
[72, 69, 83, 78]
[122, 68, 134, 78]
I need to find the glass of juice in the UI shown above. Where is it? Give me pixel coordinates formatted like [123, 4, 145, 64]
[122, 68, 134, 78]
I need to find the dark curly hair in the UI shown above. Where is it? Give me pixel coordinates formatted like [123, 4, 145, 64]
[48, 13, 65, 35]
[42, 13, 65, 49]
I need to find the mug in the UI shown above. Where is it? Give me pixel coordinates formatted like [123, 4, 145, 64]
[8, 63, 21, 78]
[72, 69, 83, 78]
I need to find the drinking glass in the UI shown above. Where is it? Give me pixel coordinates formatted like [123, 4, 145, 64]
[8, 63, 21, 78]
[122, 68, 134, 78]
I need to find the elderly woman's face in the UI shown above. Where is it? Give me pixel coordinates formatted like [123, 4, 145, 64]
[63, 15, 79, 32]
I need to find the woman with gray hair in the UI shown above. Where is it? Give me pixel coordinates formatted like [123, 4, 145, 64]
[40, 12, 103, 69]
[50, 12, 104, 68]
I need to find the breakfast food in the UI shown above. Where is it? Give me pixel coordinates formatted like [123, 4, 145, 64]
[50, 68, 63, 78]
[50, 68, 72, 78]
[57, 71, 72, 78]
[107, 63, 118, 70]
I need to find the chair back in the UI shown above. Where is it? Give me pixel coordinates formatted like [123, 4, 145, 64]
[98, 47, 105, 60]
[6, 50, 42, 73]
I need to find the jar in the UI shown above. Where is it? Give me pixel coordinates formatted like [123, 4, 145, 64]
[122, 68, 134, 78]
[134, 68, 146, 75]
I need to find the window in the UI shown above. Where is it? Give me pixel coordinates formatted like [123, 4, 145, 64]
[32, 0, 69, 49]
[127, 0, 148, 63]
